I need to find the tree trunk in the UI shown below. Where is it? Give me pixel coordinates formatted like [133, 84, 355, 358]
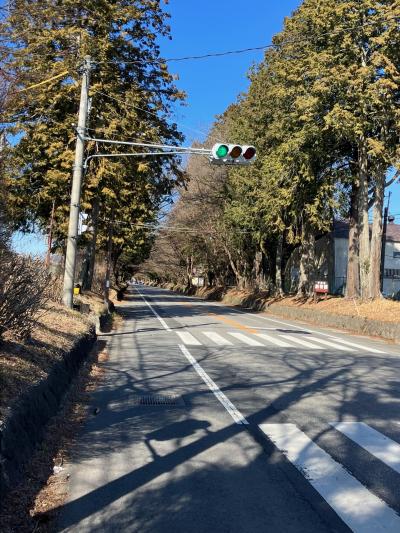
[275, 233, 284, 297]
[104, 207, 115, 310]
[222, 242, 242, 287]
[346, 182, 360, 299]
[369, 171, 385, 299]
[358, 138, 371, 299]
[82, 197, 100, 291]
[297, 225, 315, 297]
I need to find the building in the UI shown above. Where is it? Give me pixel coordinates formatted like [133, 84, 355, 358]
[284, 219, 400, 296]
[332, 219, 400, 296]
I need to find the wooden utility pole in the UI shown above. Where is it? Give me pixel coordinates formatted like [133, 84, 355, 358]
[62, 56, 91, 308]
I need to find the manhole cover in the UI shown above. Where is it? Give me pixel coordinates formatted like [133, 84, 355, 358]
[133, 395, 185, 406]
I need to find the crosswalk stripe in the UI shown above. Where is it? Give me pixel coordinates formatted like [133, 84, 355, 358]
[260, 423, 400, 533]
[176, 331, 202, 346]
[331, 422, 400, 475]
[255, 333, 294, 347]
[202, 331, 233, 346]
[278, 335, 320, 349]
[228, 332, 264, 346]
[326, 337, 386, 354]
[307, 336, 356, 351]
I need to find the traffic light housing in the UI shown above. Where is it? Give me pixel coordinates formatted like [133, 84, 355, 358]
[210, 143, 256, 165]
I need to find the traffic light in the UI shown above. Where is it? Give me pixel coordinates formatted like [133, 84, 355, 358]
[210, 143, 256, 165]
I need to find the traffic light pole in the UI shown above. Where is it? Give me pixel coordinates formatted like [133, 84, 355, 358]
[62, 56, 91, 308]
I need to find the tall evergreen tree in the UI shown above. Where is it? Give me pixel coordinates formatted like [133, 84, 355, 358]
[3, 0, 184, 281]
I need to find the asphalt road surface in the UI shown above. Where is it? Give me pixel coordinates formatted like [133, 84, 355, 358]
[57, 285, 400, 533]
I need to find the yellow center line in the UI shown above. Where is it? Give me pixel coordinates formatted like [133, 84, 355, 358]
[208, 312, 258, 334]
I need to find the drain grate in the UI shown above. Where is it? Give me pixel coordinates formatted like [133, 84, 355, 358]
[133, 395, 185, 406]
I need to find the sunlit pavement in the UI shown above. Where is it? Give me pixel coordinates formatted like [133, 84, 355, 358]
[57, 285, 400, 533]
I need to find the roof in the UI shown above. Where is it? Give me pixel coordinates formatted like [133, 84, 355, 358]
[333, 219, 400, 243]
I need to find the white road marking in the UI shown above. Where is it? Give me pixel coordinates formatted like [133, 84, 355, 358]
[176, 331, 202, 346]
[228, 332, 264, 346]
[179, 344, 248, 425]
[260, 423, 400, 533]
[236, 309, 394, 351]
[202, 331, 233, 346]
[255, 333, 294, 348]
[136, 287, 171, 332]
[279, 335, 320, 349]
[331, 422, 400, 475]
[307, 337, 356, 352]
[326, 337, 386, 354]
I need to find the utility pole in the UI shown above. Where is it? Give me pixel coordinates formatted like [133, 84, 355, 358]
[62, 56, 91, 308]
[380, 191, 391, 293]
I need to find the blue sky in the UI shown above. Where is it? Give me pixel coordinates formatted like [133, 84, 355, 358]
[158, 0, 301, 144]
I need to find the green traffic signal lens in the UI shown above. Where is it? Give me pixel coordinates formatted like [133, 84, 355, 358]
[216, 144, 229, 158]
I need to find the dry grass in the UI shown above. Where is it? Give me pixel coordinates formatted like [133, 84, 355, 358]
[0, 306, 124, 533]
[0, 302, 92, 419]
[75, 290, 107, 315]
[0, 341, 109, 533]
[196, 286, 400, 324]
[265, 294, 400, 323]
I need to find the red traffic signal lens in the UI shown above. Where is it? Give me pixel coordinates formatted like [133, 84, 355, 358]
[230, 145, 242, 158]
[243, 146, 256, 160]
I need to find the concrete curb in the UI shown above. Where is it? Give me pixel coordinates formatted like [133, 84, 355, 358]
[0, 325, 96, 498]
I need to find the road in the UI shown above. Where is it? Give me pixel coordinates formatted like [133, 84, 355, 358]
[58, 285, 400, 532]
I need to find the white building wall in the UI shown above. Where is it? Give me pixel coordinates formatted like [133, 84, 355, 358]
[382, 240, 400, 296]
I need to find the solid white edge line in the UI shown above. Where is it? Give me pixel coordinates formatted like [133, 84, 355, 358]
[260, 423, 400, 533]
[179, 344, 248, 426]
[136, 287, 171, 332]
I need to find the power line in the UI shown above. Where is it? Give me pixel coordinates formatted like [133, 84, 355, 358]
[91, 90, 218, 142]
[95, 14, 400, 66]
